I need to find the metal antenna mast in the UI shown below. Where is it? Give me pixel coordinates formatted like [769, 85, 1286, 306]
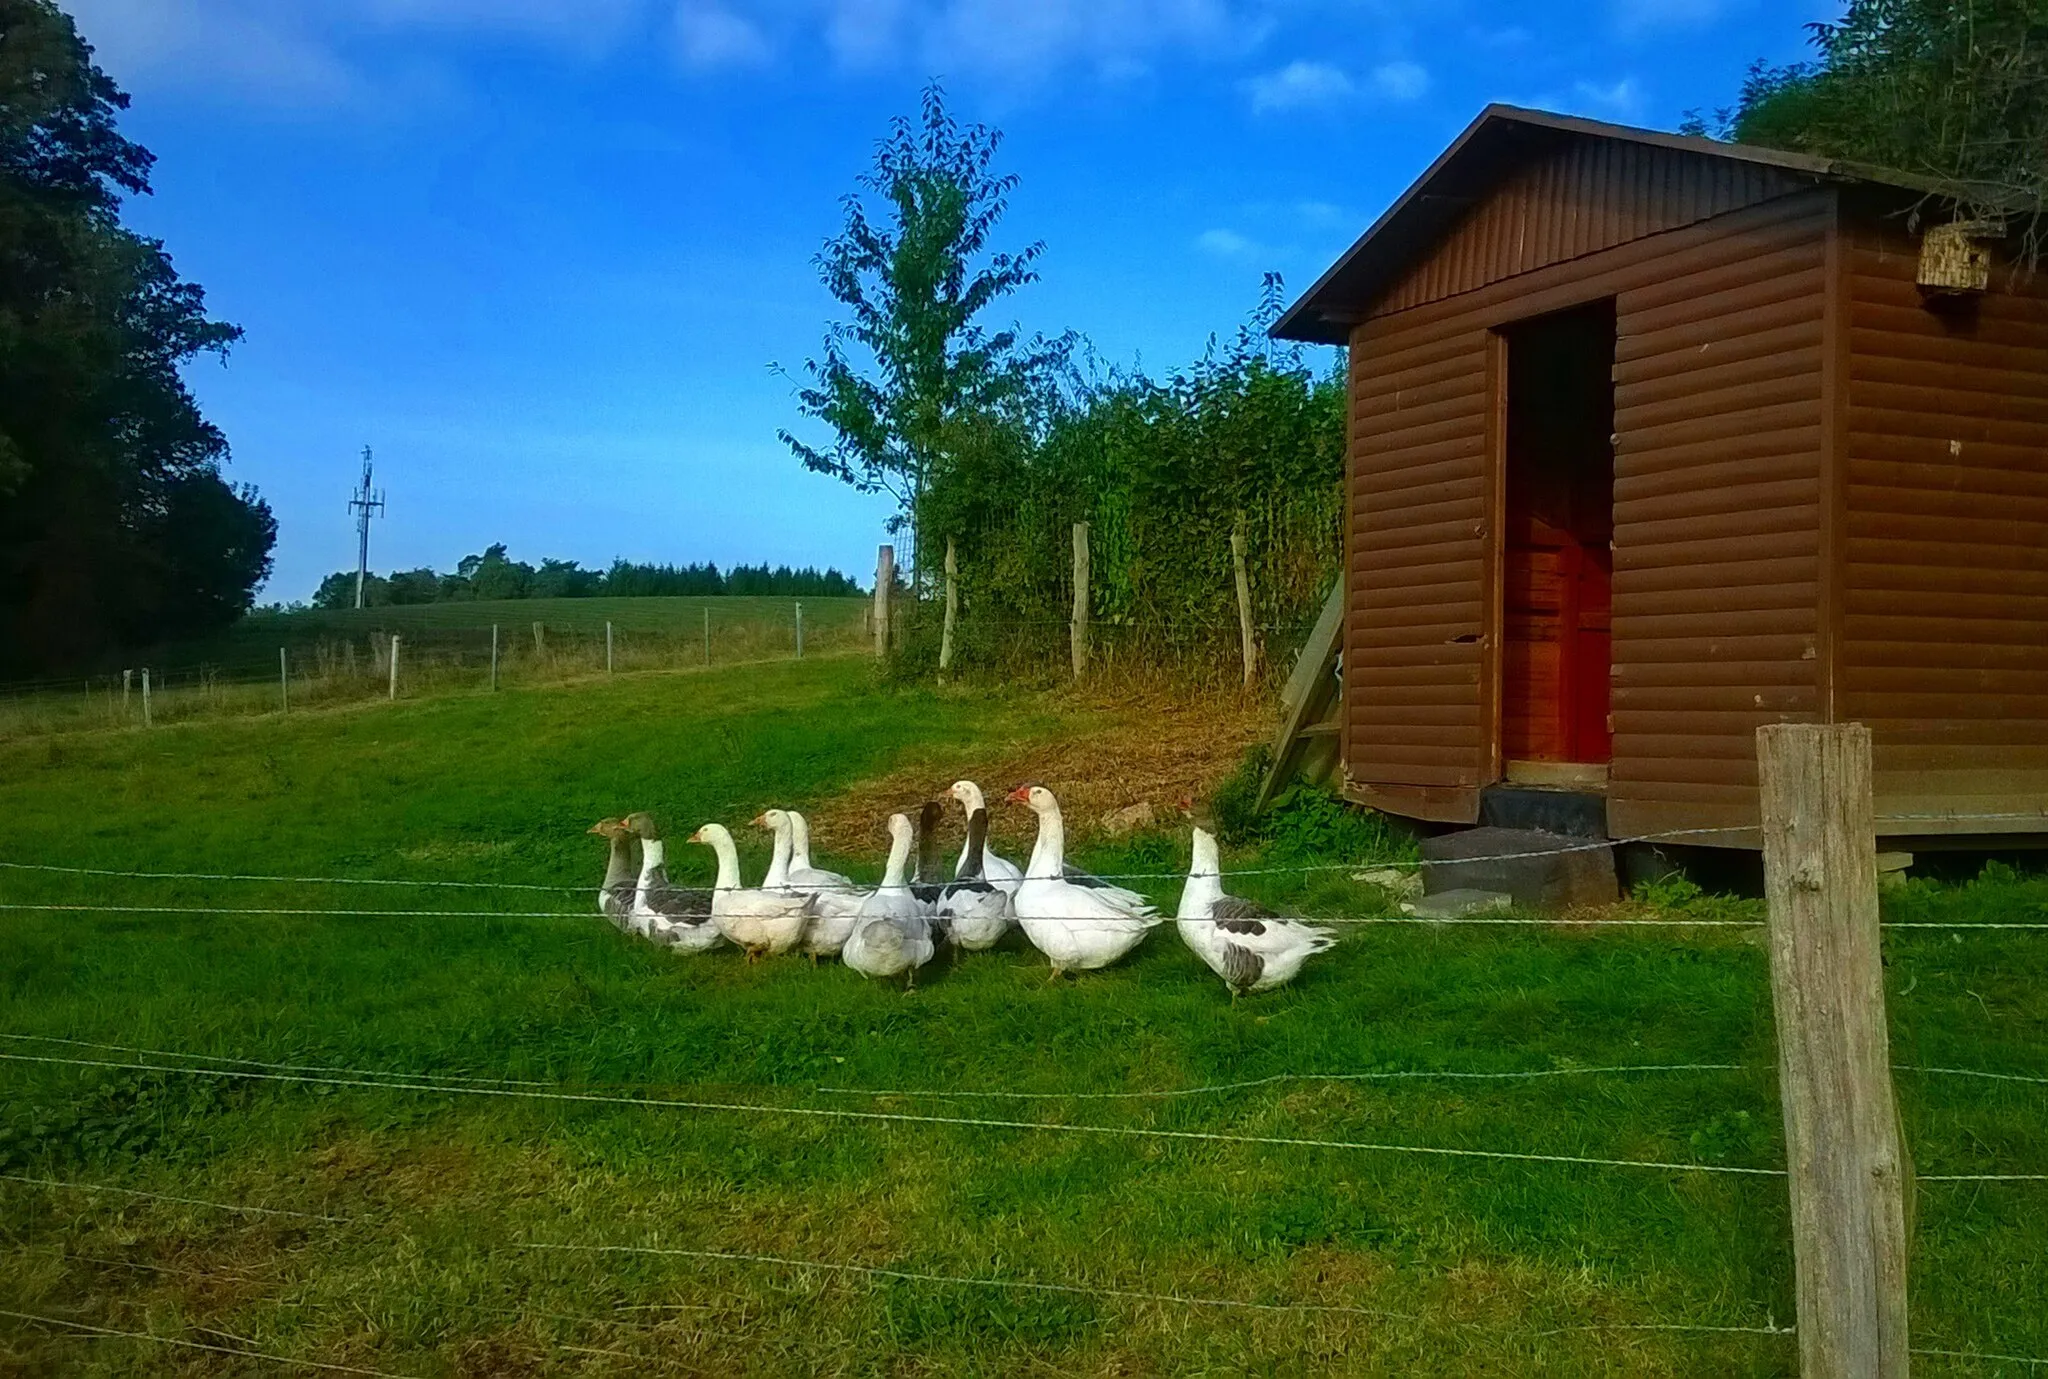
[347, 446, 385, 610]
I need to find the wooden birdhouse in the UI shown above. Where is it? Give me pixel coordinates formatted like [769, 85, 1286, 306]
[1916, 219, 2000, 295]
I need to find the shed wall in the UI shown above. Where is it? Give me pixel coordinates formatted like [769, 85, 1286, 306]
[1840, 214, 2048, 835]
[1381, 136, 1811, 315]
[1345, 190, 1833, 828]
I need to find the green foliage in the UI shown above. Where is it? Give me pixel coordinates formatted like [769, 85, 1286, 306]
[311, 544, 862, 609]
[1703, 1, 2047, 239]
[0, 0, 274, 675]
[0, 1069, 240, 1171]
[915, 287, 1346, 685]
[1631, 872, 1766, 926]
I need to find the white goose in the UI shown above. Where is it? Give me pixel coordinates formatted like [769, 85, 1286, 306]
[1006, 784, 1161, 977]
[946, 781, 1023, 894]
[788, 810, 859, 895]
[688, 822, 813, 961]
[622, 813, 721, 952]
[842, 812, 938, 988]
[757, 808, 867, 959]
[936, 805, 1013, 952]
[587, 817, 638, 930]
[1177, 809, 1335, 998]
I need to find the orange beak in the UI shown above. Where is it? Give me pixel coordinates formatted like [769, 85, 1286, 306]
[588, 818, 616, 836]
[750, 813, 768, 828]
[1005, 785, 1031, 804]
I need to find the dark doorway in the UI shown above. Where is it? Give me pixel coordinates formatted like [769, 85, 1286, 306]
[1500, 300, 1616, 770]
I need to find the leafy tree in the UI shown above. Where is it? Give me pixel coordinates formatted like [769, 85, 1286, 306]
[0, 0, 274, 672]
[779, 82, 1066, 583]
[1698, 0, 2046, 239]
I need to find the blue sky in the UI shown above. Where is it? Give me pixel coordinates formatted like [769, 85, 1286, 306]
[67, 0, 1835, 602]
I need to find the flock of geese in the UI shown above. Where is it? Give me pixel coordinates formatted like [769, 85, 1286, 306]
[587, 782, 1337, 996]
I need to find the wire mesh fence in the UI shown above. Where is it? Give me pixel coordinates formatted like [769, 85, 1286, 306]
[0, 602, 871, 738]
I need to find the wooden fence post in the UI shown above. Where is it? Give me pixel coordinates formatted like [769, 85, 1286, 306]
[1231, 513, 1258, 690]
[1070, 522, 1090, 681]
[1757, 722, 1912, 1379]
[606, 621, 615, 675]
[122, 669, 131, 715]
[795, 602, 804, 660]
[388, 635, 401, 700]
[532, 622, 546, 656]
[874, 544, 895, 659]
[702, 607, 711, 665]
[939, 537, 959, 676]
[279, 648, 289, 712]
[490, 625, 499, 691]
[140, 669, 152, 728]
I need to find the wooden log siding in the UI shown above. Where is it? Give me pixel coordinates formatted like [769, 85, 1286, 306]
[1345, 187, 1834, 825]
[1840, 210, 2048, 834]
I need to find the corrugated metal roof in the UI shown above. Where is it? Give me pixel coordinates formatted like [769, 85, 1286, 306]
[1272, 105, 1925, 345]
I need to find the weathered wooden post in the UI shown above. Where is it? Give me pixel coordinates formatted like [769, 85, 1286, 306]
[1069, 522, 1090, 681]
[279, 648, 289, 712]
[606, 621, 615, 675]
[345, 640, 358, 678]
[121, 669, 131, 715]
[388, 635, 401, 700]
[490, 625, 500, 691]
[532, 621, 546, 656]
[702, 606, 711, 665]
[795, 602, 804, 660]
[1757, 722, 1912, 1379]
[939, 536, 959, 676]
[140, 669, 152, 728]
[1231, 513, 1258, 690]
[874, 544, 895, 659]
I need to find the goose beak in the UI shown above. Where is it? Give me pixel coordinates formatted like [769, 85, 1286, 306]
[588, 820, 612, 835]
[1004, 785, 1030, 804]
[686, 827, 705, 844]
[750, 813, 767, 828]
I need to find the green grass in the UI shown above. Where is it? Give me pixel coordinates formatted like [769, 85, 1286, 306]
[0, 657, 2042, 1375]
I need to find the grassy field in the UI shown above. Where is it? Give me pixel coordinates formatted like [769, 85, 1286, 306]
[0, 597, 870, 737]
[0, 657, 2042, 1375]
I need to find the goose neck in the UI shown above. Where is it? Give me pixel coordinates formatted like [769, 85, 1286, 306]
[763, 817, 792, 888]
[880, 822, 913, 890]
[1025, 802, 1064, 879]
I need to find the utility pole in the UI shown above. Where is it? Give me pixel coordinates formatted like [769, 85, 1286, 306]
[347, 446, 386, 610]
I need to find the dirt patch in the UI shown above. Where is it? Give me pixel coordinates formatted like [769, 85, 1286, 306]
[807, 688, 1269, 859]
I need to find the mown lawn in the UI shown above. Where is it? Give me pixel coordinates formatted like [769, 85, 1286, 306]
[0, 657, 2042, 1376]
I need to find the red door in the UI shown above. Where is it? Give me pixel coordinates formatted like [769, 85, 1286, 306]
[1499, 301, 1616, 768]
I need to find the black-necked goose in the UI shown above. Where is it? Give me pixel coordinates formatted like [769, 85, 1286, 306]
[1176, 803, 1335, 998]
[843, 812, 937, 988]
[621, 812, 721, 952]
[688, 822, 813, 961]
[936, 805, 1013, 953]
[1005, 784, 1160, 977]
[946, 781, 1023, 893]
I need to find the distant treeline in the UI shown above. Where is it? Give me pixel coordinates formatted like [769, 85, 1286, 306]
[312, 545, 863, 609]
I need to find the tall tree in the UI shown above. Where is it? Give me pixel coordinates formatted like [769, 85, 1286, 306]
[779, 82, 1064, 581]
[0, 0, 274, 673]
[1705, 0, 2046, 239]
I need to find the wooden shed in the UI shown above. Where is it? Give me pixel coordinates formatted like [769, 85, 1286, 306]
[1274, 105, 2048, 848]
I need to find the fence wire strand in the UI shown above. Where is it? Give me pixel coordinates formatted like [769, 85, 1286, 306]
[0, 1048, 1785, 1178]
[0, 1309, 419, 1378]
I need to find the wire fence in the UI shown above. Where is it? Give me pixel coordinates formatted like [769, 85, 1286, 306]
[0, 603, 871, 737]
[2, 808, 2044, 1369]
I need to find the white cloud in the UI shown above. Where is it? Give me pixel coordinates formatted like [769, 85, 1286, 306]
[61, 0, 1283, 106]
[1195, 227, 1261, 259]
[1570, 77, 1647, 121]
[674, 2, 773, 68]
[1367, 59, 1428, 101]
[1245, 60, 1352, 113]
